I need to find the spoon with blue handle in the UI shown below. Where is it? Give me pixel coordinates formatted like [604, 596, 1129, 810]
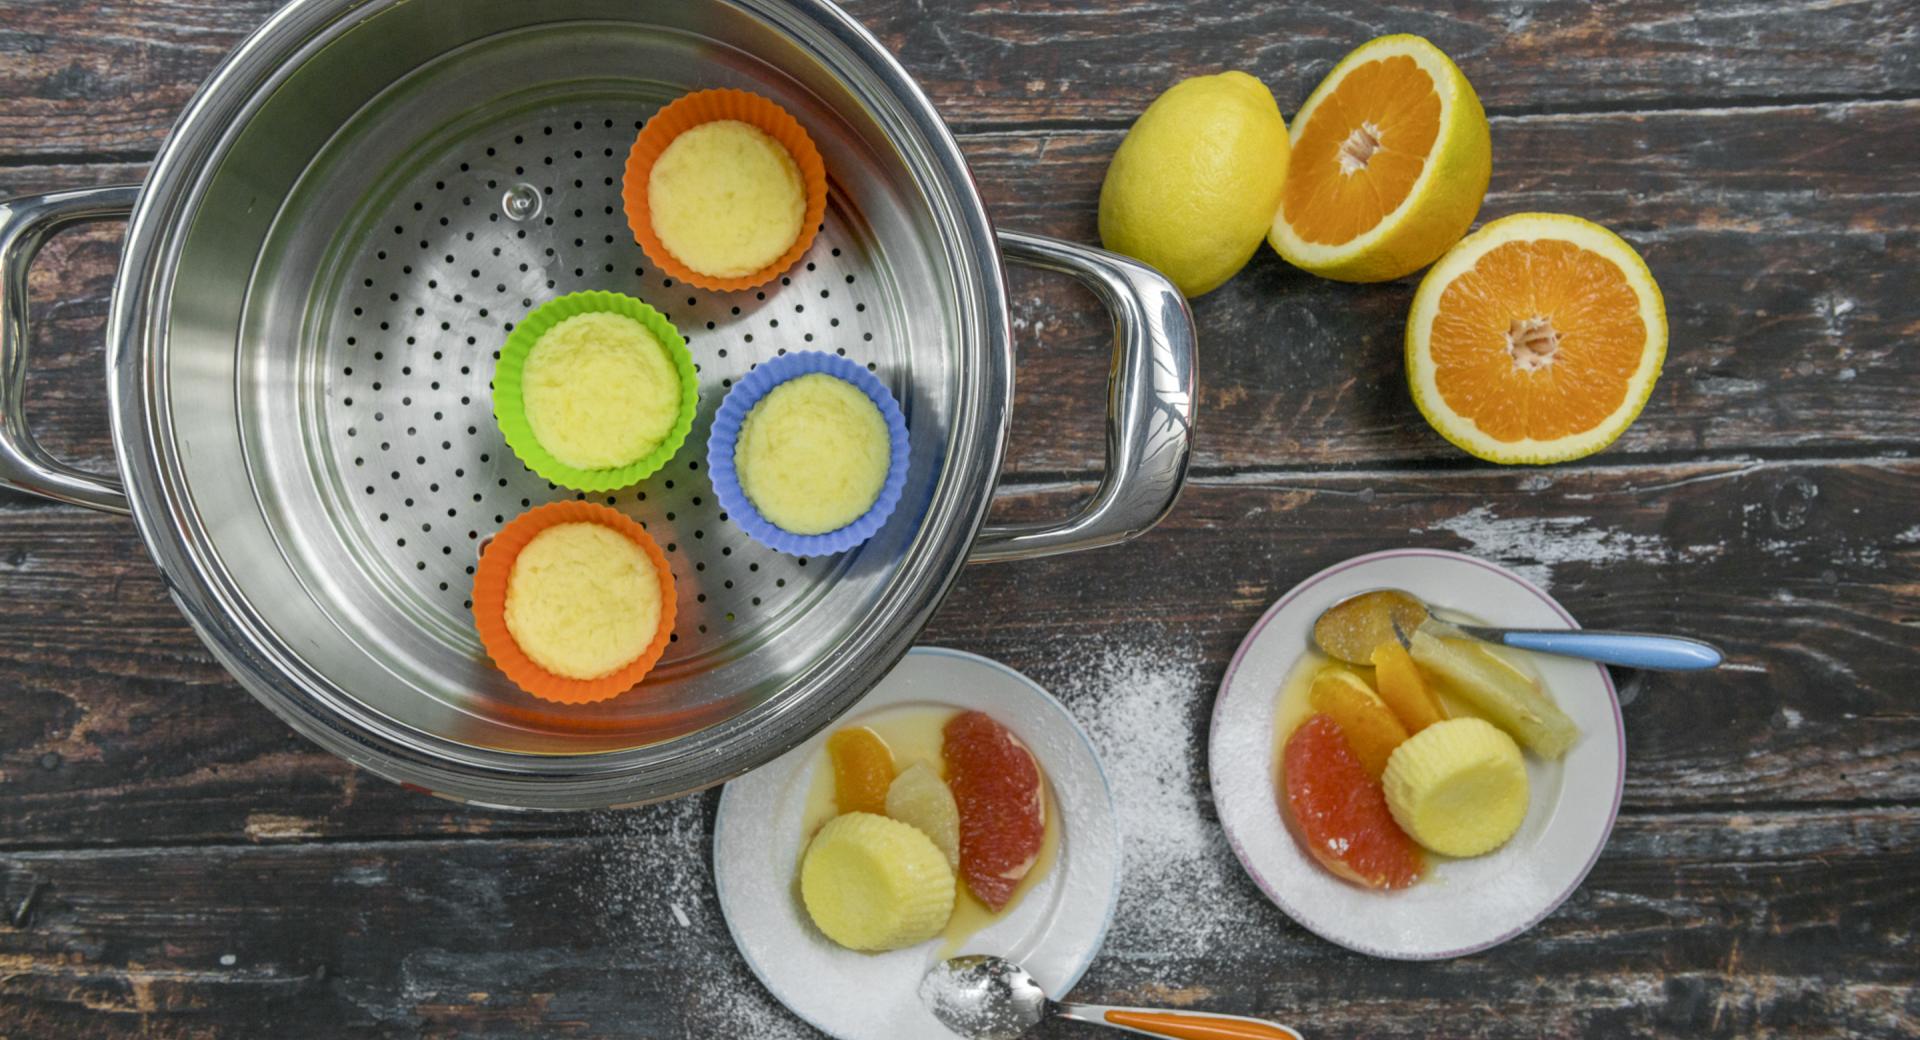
[1313, 588, 1725, 671]
[1424, 619, 1723, 670]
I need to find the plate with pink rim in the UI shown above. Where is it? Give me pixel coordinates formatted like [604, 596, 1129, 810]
[714, 647, 1120, 1040]
[1209, 548, 1624, 959]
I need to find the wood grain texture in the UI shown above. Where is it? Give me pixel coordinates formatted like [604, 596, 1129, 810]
[2, 460, 1914, 850]
[0, 805, 1914, 1037]
[849, 0, 1920, 125]
[2, 0, 1917, 157]
[980, 101, 1920, 471]
[0, 1, 274, 160]
[4, 100, 1917, 477]
[1, 1, 1916, 1037]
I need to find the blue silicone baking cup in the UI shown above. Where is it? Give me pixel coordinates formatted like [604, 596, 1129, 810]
[707, 352, 911, 557]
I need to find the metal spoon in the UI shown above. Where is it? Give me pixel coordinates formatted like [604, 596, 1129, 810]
[921, 955, 1301, 1040]
[1313, 587, 1724, 671]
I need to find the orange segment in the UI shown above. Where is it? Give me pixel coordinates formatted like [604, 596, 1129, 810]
[1282, 54, 1440, 246]
[1370, 639, 1448, 733]
[827, 727, 896, 817]
[1307, 667, 1409, 779]
[1407, 212, 1668, 463]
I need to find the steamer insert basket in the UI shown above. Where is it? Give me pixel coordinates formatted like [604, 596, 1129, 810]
[0, 0, 1196, 809]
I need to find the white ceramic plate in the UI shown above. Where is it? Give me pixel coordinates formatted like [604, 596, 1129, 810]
[1210, 549, 1624, 960]
[715, 647, 1120, 1040]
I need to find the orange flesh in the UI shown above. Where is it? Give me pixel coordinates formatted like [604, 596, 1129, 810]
[1430, 239, 1648, 441]
[826, 727, 895, 816]
[1307, 671, 1408, 780]
[1282, 55, 1441, 245]
[1371, 639, 1448, 733]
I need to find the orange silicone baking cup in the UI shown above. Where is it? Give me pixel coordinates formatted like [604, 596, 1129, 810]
[623, 88, 829, 292]
[472, 501, 677, 705]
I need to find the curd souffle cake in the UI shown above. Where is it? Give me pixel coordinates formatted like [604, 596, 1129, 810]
[648, 119, 807, 280]
[735, 373, 892, 536]
[503, 521, 664, 682]
[519, 311, 681, 472]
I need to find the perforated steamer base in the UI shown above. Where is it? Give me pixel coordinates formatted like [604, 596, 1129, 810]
[321, 103, 883, 639]
[235, 30, 956, 755]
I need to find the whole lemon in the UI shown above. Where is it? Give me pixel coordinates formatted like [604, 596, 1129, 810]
[1098, 71, 1291, 297]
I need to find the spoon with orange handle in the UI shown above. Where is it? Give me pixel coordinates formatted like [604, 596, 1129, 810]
[921, 955, 1302, 1039]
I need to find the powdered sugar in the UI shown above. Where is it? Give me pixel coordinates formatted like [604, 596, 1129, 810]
[587, 797, 712, 938]
[581, 634, 1267, 1032]
[1033, 629, 1273, 966]
[586, 799, 813, 1039]
[682, 972, 817, 1040]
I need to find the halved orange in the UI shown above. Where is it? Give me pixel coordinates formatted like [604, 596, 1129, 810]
[1407, 212, 1668, 463]
[1268, 35, 1491, 283]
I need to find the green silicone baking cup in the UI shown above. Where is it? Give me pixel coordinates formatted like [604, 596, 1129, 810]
[492, 291, 699, 493]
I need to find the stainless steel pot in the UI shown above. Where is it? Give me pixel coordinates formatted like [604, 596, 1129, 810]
[0, 0, 1194, 809]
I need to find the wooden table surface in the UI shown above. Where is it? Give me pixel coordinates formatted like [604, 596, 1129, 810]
[1, 1, 1915, 1036]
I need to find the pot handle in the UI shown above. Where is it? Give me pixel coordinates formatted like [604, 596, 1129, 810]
[970, 231, 1196, 563]
[0, 185, 138, 515]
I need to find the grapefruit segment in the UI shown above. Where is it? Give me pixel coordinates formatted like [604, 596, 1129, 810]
[1281, 714, 1425, 889]
[943, 711, 1046, 912]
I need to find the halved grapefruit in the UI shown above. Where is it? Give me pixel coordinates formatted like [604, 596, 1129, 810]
[1268, 34, 1491, 283]
[1406, 212, 1667, 463]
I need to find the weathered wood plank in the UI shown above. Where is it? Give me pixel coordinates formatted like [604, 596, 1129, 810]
[850, 0, 1920, 126]
[1, 458, 1913, 849]
[1, 3, 1912, 1035]
[980, 100, 1920, 472]
[0, 804, 1913, 1036]
[0, 1, 274, 160]
[2, 0, 1917, 158]
[4, 100, 1916, 478]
